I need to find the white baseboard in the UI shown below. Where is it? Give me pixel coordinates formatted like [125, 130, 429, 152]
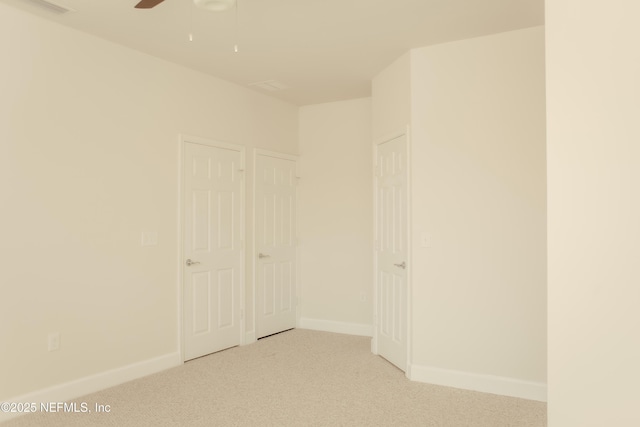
[410, 364, 547, 402]
[0, 352, 181, 423]
[243, 331, 256, 345]
[299, 317, 373, 337]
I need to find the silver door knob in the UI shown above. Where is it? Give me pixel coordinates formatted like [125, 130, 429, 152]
[258, 253, 270, 259]
[394, 261, 406, 269]
[185, 259, 200, 266]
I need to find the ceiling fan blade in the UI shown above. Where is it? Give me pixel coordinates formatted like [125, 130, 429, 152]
[134, 0, 166, 9]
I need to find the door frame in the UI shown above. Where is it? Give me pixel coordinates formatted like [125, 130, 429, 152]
[252, 149, 300, 338]
[178, 134, 246, 362]
[371, 127, 413, 378]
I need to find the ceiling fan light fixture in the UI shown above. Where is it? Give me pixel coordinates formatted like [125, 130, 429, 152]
[193, 0, 236, 12]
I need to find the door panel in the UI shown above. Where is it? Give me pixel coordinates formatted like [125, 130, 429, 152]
[183, 141, 243, 361]
[255, 152, 297, 339]
[376, 135, 408, 371]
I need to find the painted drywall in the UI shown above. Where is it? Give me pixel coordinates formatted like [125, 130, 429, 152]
[298, 98, 373, 333]
[370, 26, 546, 398]
[546, 1, 640, 425]
[410, 26, 547, 386]
[371, 53, 411, 142]
[0, 2, 297, 401]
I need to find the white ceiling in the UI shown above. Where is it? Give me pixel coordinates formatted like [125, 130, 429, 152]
[2, 0, 544, 106]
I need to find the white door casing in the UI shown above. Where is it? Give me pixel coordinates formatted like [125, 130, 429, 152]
[182, 136, 245, 361]
[254, 150, 298, 339]
[374, 133, 410, 372]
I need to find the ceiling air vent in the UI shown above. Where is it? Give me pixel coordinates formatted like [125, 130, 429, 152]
[25, 0, 75, 14]
[249, 80, 289, 92]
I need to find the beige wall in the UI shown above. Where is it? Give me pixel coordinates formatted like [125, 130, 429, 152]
[298, 98, 373, 331]
[410, 27, 547, 385]
[546, 1, 640, 425]
[0, 3, 297, 400]
[371, 27, 547, 398]
[371, 53, 411, 142]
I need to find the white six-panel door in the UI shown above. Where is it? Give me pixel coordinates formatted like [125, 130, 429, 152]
[254, 151, 298, 339]
[375, 134, 408, 371]
[183, 139, 244, 361]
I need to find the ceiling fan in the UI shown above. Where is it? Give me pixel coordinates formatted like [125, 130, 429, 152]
[135, 0, 236, 11]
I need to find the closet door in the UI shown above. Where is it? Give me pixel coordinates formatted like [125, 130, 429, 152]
[255, 150, 298, 338]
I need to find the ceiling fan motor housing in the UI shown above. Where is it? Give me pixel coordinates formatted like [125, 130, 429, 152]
[193, 0, 236, 12]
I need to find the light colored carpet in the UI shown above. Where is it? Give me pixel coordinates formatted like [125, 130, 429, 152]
[4, 329, 546, 426]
